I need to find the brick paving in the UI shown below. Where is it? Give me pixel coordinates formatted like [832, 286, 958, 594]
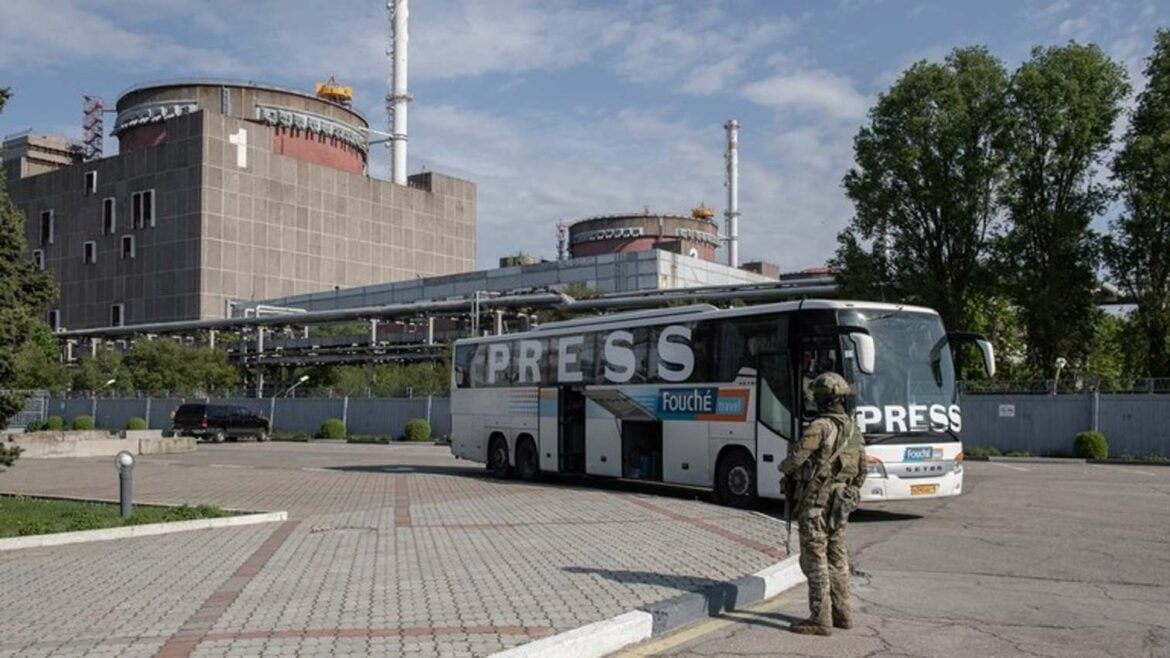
[0, 442, 789, 657]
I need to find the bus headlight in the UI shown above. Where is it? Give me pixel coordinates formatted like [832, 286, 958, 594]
[866, 455, 886, 479]
[954, 451, 964, 473]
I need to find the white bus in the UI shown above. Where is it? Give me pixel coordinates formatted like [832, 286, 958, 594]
[449, 300, 994, 507]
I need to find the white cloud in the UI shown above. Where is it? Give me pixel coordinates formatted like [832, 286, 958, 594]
[683, 58, 742, 95]
[0, 0, 241, 74]
[742, 70, 869, 120]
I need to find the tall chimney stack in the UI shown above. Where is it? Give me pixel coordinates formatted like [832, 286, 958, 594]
[387, 0, 411, 185]
[724, 119, 740, 268]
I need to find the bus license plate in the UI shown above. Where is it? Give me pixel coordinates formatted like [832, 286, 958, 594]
[911, 484, 938, 496]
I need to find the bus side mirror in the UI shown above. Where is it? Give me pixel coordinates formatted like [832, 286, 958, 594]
[977, 338, 996, 378]
[850, 332, 875, 375]
[945, 331, 996, 378]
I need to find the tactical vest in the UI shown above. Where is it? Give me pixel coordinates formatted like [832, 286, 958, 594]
[800, 413, 864, 511]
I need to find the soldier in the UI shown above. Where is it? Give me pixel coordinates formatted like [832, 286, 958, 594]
[780, 371, 867, 636]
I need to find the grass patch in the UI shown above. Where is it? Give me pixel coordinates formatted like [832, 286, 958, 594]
[345, 435, 391, 444]
[0, 495, 231, 538]
[270, 430, 310, 442]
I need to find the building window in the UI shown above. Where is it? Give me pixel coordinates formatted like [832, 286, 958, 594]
[111, 303, 124, 328]
[33, 249, 44, 271]
[102, 197, 116, 234]
[83, 241, 97, 265]
[121, 235, 135, 259]
[84, 170, 97, 194]
[132, 189, 155, 228]
[48, 309, 60, 331]
[39, 210, 54, 245]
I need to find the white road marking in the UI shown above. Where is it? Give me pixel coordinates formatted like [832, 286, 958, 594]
[990, 462, 1031, 472]
[209, 464, 253, 470]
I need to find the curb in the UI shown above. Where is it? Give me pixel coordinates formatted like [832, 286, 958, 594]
[0, 510, 288, 552]
[491, 554, 804, 658]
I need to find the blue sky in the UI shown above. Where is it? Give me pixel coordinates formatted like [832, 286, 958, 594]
[1, 0, 1166, 271]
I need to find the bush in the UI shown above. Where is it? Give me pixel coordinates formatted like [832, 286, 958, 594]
[126, 417, 148, 430]
[71, 415, 95, 430]
[318, 418, 347, 439]
[964, 446, 1000, 458]
[403, 418, 431, 442]
[1074, 431, 1109, 460]
[1004, 450, 1031, 457]
[44, 416, 65, 431]
[24, 420, 43, 433]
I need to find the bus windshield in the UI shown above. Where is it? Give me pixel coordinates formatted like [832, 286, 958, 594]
[839, 309, 959, 440]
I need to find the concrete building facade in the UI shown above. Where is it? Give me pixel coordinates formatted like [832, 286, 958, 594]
[4, 80, 476, 330]
[244, 250, 774, 313]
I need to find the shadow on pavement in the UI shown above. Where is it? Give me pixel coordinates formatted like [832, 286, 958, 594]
[849, 508, 924, 523]
[326, 464, 487, 476]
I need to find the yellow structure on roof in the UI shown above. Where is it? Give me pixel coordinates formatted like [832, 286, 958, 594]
[691, 204, 715, 220]
[315, 76, 353, 105]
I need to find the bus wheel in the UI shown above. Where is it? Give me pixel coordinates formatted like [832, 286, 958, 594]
[717, 449, 757, 508]
[488, 436, 512, 479]
[515, 438, 539, 482]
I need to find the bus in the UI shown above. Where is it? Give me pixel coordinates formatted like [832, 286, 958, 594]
[449, 300, 994, 508]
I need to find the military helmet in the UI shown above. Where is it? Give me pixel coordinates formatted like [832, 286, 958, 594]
[811, 372, 851, 400]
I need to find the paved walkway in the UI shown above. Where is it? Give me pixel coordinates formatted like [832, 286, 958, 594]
[0, 442, 788, 658]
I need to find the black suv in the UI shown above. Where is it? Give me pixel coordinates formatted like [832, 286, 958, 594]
[172, 403, 270, 443]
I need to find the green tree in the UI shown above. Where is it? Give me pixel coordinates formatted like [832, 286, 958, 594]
[1104, 29, 1170, 377]
[834, 47, 1011, 331]
[0, 87, 58, 426]
[71, 348, 133, 394]
[999, 43, 1129, 376]
[123, 340, 239, 395]
[11, 320, 68, 391]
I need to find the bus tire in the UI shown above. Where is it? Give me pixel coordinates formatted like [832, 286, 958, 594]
[515, 436, 539, 482]
[716, 448, 757, 508]
[488, 434, 513, 479]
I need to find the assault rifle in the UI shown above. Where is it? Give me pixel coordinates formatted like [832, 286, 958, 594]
[781, 476, 796, 552]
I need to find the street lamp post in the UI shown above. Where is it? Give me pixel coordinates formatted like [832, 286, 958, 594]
[1053, 357, 1068, 395]
[271, 375, 309, 437]
[92, 378, 116, 421]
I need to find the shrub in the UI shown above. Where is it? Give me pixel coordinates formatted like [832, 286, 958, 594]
[319, 418, 347, 439]
[24, 420, 43, 433]
[72, 415, 96, 430]
[1074, 431, 1109, 460]
[126, 417, 148, 430]
[44, 416, 65, 431]
[964, 446, 1000, 458]
[1004, 450, 1031, 457]
[403, 418, 431, 442]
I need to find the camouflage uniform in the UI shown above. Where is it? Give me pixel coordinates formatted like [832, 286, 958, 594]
[780, 372, 867, 636]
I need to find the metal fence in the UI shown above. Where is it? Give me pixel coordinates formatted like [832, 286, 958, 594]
[40, 395, 451, 439]
[2, 391, 49, 430]
[960, 378, 1170, 395]
[960, 392, 1170, 457]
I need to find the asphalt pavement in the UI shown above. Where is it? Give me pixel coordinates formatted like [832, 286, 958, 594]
[617, 460, 1170, 657]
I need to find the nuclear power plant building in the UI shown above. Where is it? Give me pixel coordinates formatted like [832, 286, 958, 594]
[4, 80, 476, 331]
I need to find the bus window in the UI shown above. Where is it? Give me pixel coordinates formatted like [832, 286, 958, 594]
[757, 352, 793, 438]
[454, 344, 475, 388]
[470, 344, 488, 388]
[799, 346, 839, 415]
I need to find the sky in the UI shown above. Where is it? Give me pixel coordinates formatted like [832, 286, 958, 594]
[1, 0, 1166, 272]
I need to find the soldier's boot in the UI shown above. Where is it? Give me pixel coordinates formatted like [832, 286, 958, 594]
[789, 619, 832, 636]
[832, 612, 853, 630]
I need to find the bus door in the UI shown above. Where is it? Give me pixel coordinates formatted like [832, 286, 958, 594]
[559, 386, 587, 474]
[754, 351, 795, 499]
[537, 388, 560, 472]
